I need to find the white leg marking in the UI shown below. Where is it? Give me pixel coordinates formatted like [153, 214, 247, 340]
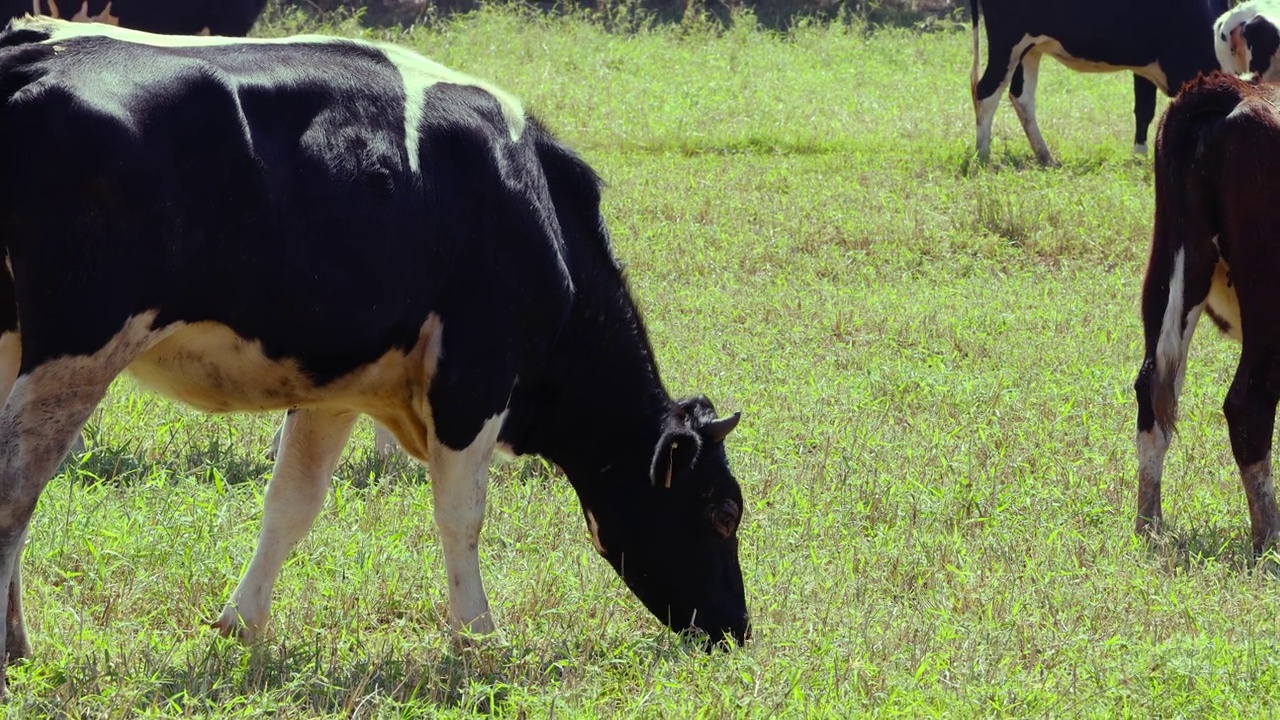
[428, 411, 507, 634]
[1138, 428, 1171, 487]
[214, 408, 357, 642]
[975, 34, 1043, 161]
[1008, 51, 1055, 165]
[1155, 249, 1187, 381]
[1133, 143, 1148, 155]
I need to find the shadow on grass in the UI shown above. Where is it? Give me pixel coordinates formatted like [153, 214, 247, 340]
[13, 630, 699, 715]
[1142, 522, 1258, 576]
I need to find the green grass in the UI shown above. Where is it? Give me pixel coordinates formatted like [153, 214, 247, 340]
[6, 6, 1274, 717]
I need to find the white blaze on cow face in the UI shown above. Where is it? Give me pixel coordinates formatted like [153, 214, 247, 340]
[12, 16, 527, 176]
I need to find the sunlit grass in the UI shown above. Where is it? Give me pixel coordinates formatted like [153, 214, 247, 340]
[5, 5, 1275, 716]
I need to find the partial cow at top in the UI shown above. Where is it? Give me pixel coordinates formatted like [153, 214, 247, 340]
[970, 0, 1226, 165]
[2, 0, 267, 36]
[1215, 0, 1280, 82]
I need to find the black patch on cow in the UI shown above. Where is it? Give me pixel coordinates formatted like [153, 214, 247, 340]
[1245, 15, 1280, 75]
[1204, 305, 1234, 335]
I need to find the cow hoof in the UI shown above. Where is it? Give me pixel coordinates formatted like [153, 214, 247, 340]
[1134, 515, 1162, 539]
[4, 634, 30, 664]
[210, 608, 261, 644]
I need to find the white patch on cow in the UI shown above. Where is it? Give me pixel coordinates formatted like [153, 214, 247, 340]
[197, 27, 210, 37]
[126, 314, 445, 460]
[1208, 258, 1243, 341]
[1006, 51, 1055, 165]
[376, 42, 525, 174]
[1137, 427, 1169, 486]
[1155, 249, 1188, 380]
[213, 408, 357, 642]
[428, 411, 508, 634]
[12, 16, 527, 175]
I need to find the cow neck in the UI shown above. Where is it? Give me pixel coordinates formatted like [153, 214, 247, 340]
[510, 271, 672, 494]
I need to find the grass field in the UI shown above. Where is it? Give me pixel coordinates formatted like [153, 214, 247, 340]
[6, 6, 1277, 717]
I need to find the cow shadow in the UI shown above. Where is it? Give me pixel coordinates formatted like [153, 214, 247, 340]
[10, 631, 698, 715]
[1142, 522, 1262, 577]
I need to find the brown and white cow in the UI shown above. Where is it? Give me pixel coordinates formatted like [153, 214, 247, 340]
[1134, 71, 1280, 553]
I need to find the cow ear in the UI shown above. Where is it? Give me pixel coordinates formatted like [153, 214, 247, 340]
[650, 429, 701, 488]
[700, 411, 741, 444]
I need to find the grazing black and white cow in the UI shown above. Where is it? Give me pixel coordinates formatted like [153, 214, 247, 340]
[1133, 72, 1280, 553]
[2, 0, 267, 36]
[970, 0, 1227, 165]
[1215, 1, 1280, 82]
[0, 17, 750, 690]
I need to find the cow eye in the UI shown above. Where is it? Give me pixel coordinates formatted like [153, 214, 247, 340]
[709, 499, 740, 539]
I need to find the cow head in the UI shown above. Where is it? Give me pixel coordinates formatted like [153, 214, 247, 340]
[580, 396, 749, 646]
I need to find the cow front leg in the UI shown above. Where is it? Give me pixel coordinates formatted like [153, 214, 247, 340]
[1223, 357, 1280, 555]
[214, 408, 356, 641]
[427, 412, 506, 635]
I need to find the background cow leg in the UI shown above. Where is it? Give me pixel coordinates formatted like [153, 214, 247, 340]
[973, 35, 1021, 162]
[1223, 353, 1280, 555]
[1007, 50, 1055, 166]
[427, 412, 506, 635]
[214, 407, 356, 642]
[373, 422, 398, 460]
[1132, 76, 1157, 155]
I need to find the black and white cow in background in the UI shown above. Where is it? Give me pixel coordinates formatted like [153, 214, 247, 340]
[1215, 0, 1280, 81]
[0, 17, 750, 691]
[3, 0, 267, 35]
[970, 0, 1227, 165]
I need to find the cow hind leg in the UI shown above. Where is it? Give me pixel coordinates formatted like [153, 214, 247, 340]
[213, 408, 357, 641]
[427, 412, 506, 635]
[0, 342, 138, 687]
[1007, 50, 1056, 166]
[974, 35, 1034, 162]
[1132, 75, 1157, 155]
[1134, 249, 1207, 537]
[1223, 353, 1280, 555]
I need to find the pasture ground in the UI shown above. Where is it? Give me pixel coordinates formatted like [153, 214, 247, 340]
[7, 6, 1276, 717]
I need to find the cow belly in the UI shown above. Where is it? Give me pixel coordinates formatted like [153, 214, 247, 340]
[1031, 37, 1170, 92]
[125, 316, 442, 458]
[1206, 259, 1243, 341]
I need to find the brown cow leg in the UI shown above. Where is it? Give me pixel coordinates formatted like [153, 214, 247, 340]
[1224, 356, 1280, 555]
